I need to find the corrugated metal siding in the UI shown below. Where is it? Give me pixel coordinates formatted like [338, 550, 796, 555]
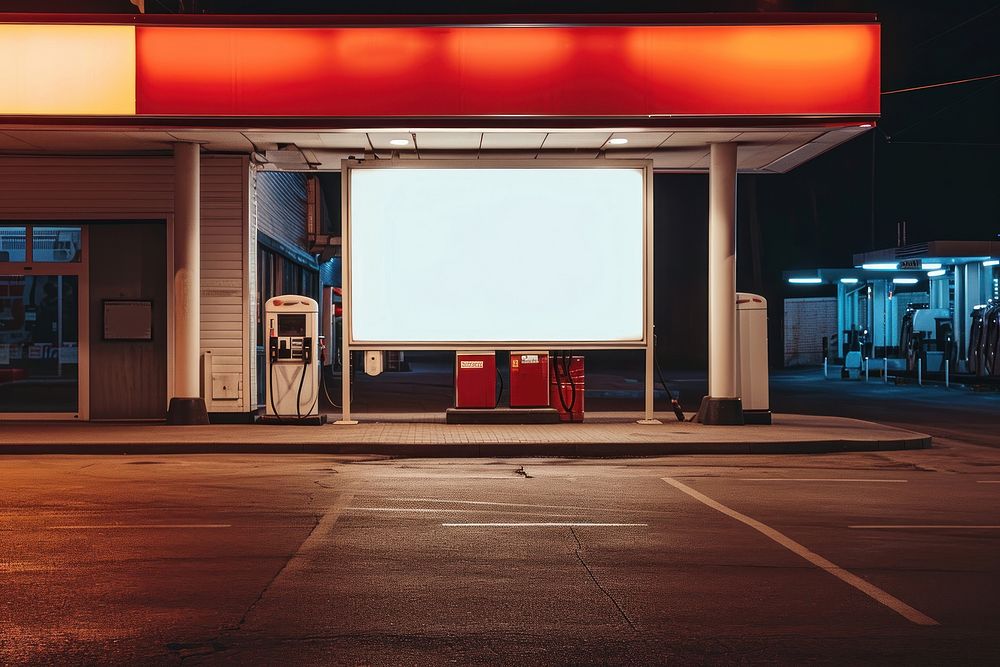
[249, 170, 314, 409]
[255, 172, 307, 247]
[0, 157, 174, 214]
[201, 156, 249, 412]
[0, 154, 252, 414]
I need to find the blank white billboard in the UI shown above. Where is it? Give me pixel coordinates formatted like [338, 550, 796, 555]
[347, 165, 646, 346]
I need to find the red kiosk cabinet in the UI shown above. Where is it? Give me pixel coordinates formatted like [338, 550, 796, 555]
[455, 351, 496, 409]
[509, 351, 550, 408]
[550, 356, 585, 422]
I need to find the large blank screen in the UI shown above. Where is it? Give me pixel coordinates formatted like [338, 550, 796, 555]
[349, 166, 645, 345]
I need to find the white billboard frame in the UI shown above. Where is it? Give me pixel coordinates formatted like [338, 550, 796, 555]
[336, 157, 658, 424]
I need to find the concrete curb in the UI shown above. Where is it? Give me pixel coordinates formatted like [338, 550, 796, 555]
[0, 435, 932, 457]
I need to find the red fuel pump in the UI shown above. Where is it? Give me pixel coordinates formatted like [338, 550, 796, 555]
[454, 351, 497, 409]
[509, 351, 550, 408]
[550, 354, 584, 422]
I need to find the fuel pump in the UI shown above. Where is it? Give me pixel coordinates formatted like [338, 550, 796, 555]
[263, 295, 326, 425]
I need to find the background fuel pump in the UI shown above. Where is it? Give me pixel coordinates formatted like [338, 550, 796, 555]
[263, 295, 325, 424]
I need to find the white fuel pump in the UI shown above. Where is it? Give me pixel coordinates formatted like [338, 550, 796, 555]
[263, 295, 326, 424]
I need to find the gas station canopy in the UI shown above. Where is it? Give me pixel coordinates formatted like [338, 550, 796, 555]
[0, 13, 880, 172]
[785, 241, 1000, 285]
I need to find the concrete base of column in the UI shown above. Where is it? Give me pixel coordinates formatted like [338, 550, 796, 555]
[743, 409, 773, 425]
[694, 396, 744, 425]
[166, 397, 210, 425]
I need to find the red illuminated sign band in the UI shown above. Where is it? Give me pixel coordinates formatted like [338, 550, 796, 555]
[134, 24, 879, 118]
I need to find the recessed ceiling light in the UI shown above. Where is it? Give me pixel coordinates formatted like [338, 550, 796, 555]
[389, 139, 410, 146]
[608, 138, 629, 145]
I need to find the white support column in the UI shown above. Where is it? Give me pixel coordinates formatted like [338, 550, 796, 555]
[638, 162, 661, 425]
[336, 167, 357, 425]
[698, 142, 744, 425]
[167, 142, 209, 424]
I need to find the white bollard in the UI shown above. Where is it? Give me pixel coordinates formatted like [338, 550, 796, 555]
[945, 359, 950, 388]
[883, 357, 888, 383]
[824, 357, 828, 379]
[865, 357, 869, 382]
[918, 357, 922, 386]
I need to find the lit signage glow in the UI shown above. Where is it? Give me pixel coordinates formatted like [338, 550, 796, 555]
[0, 25, 135, 115]
[348, 165, 646, 346]
[0, 20, 880, 119]
[134, 24, 879, 117]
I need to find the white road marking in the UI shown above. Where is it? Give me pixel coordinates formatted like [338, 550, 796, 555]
[442, 523, 647, 527]
[737, 478, 908, 483]
[386, 497, 628, 512]
[850, 525, 1000, 530]
[46, 524, 231, 529]
[346, 507, 587, 518]
[350, 507, 466, 513]
[662, 477, 939, 627]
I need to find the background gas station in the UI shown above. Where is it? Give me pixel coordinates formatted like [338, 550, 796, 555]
[783, 240, 1000, 384]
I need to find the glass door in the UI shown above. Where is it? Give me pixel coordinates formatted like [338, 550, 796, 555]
[0, 225, 86, 418]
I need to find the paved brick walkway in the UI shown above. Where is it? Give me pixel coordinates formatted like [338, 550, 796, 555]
[0, 412, 930, 456]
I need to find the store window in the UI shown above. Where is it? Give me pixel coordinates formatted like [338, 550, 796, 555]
[33, 226, 82, 262]
[0, 274, 79, 413]
[0, 227, 27, 262]
[0, 225, 83, 264]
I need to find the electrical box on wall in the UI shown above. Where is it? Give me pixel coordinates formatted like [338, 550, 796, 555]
[212, 374, 240, 400]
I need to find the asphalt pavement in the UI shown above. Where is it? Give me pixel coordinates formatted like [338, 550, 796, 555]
[2, 444, 999, 665]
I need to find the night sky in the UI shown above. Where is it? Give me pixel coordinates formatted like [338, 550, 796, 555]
[11, 1, 1000, 367]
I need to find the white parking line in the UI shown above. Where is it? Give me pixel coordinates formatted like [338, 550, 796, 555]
[662, 477, 939, 626]
[442, 523, 647, 527]
[850, 525, 1000, 530]
[46, 524, 231, 529]
[346, 507, 589, 518]
[737, 478, 908, 483]
[387, 497, 624, 512]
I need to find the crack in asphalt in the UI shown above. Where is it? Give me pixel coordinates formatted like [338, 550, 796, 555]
[172, 510, 325, 665]
[569, 526, 637, 632]
[232, 511, 323, 634]
[173, 485, 357, 664]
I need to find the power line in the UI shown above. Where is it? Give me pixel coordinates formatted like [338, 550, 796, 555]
[885, 77, 1000, 140]
[883, 73, 1000, 96]
[914, 3, 1000, 49]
